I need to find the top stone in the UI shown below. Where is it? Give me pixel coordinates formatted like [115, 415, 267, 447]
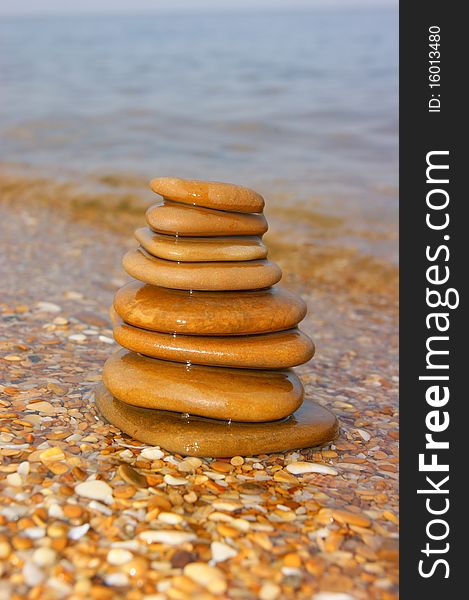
[150, 177, 265, 214]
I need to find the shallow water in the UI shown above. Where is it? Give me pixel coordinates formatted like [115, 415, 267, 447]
[0, 8, 398, 260]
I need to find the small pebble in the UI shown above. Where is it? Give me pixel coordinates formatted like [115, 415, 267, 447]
[286, 462, 338, 476]
[48, 523, 67, 538]
[23, 561, 45, 586]
[107, 548, 133, 566]
[171, 550, 199, 568]
[69, 334, 87, 342]
[164, 474, 188, 486]
[88, 500, 112, 515]
[75, 480, 113, 502]
[0, 542, 11, 560]
[139, 530, 196, 545]
[104, 573, 129, 587]
[259, 583, 281, 600]
[211, 541, 237, 563]
[140, 447, 164, 460]
[63, 504, 83, 519]
[210, 461, 232, 473]
[158, 512, 184, 525]
[330, 509, 371, 528]
[184, 562, 227, 594]
[183, 491, 198, 503]
[118, 463, 148, 488]
[26, 401, 56, 413]
[39, 447, 65, 462]
[204, 471, 226, 482]
[53, 316, 68, 325]
[48, 504, 64, 519]
[47, 383, 67, 395]
[120, 557, 148, 579]
[32, 547, 57, 567]
[212, 500, 242, 512]
[24, 527, 46, 539]
[68, 524, 90, 540]
[36, 301, 61, 313]
[177, 457, 203, 472]
[17, 461, 30, 476]
[64, 290, 82, 300]
[6, 473, 22, 487]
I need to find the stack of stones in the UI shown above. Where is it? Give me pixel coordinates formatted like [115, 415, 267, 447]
[96, 178, 338, 457]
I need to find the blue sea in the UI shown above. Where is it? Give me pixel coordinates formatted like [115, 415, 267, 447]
[0, 8, 398, 258]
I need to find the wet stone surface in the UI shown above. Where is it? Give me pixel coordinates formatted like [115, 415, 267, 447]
[0, 192, 398, 599]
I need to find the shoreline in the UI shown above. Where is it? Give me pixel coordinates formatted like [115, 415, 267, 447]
[0, 166, 398, 304]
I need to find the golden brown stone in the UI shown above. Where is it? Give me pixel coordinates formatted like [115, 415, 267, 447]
[95, 383, 339, 457]
[117, 463, 148, 489]
[135, 227, 267, 262]
[102, 349, 303, 422]
[111, 308, 314, 369]
[149, 177, 265, 213]
[122, 247, 282, 291]
[114, 281, 307, 336]
[146, 201, 268, 237]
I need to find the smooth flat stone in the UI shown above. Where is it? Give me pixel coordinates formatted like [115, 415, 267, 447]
[114, 280, 307, 336]
[122, 247, 282, 291]
[102, 349, 304, 422]
[111, 308, 315, 369]
[95, 383, 339, 457]
[146, 201, 268, 237]
[135, 227, 268, 262]
[150, 177, 265, 213]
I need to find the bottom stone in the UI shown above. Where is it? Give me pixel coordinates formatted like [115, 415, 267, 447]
[95, 383, 339, 457]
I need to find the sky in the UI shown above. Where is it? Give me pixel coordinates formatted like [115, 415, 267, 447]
[0, 0, 397, 17]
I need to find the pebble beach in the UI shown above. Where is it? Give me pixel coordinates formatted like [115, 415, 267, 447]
[0, 169, 398, 599]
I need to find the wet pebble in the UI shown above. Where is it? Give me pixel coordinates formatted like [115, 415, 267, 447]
[140, 447, 164, 460]
[32, 547, 57, 567]
[75, 480, 113, 502]
[139, 530, 196, 545]
[211, 541, 238, 562]
[107, 548, 133, 566]
[286, 462, 338, 476]
[118, 463, 148, 488]
[184, 562, 227, 594]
